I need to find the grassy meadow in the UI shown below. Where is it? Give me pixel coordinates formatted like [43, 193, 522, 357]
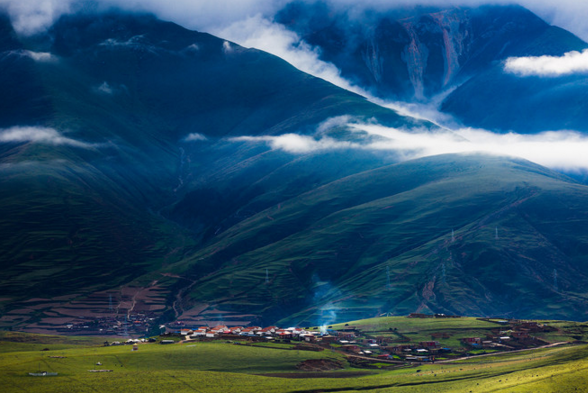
[1, 330, 588, 392]
[328, 316, 504, 349]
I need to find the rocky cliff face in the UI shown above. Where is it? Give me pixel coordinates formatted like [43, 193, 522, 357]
[398, 8, 473, 98]
[276, 2, 588, 132]
[277, 4, 554, 100]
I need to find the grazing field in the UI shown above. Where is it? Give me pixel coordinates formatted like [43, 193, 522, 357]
[328, 316, 507, 348]
[330, 315, 500, 332]
[327, 316, 588, 350]
[1, 332, 588, 392]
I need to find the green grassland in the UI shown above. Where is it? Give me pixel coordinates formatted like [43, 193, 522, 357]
[0, 331, 105, 352]
[328, 316, 588, 350]
[329, 316, 503, 348]
[532, 321, 588, 343]
[1, 332, 588, 392]
[176, 154, 588, 325]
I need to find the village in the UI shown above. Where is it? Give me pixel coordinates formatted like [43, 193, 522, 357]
[138, 315, 557, 365]
[59, 312, 158, 336]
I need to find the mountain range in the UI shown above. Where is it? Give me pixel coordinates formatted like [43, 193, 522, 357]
[1, 3, 588, 332]
[275, 2, 588, 132]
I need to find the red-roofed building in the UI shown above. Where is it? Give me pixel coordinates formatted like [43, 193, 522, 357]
[191, 329, 207, 337]
[210, 325, 228, 333]
[258, 326, 278, 335]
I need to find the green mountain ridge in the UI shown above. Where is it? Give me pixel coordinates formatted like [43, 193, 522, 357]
[0, 11, 431, 330]
[1, 10, 588, 332]
[172, 154, 588, 325]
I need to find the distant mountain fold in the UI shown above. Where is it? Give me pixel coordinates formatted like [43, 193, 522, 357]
[275, 2, 588, 132]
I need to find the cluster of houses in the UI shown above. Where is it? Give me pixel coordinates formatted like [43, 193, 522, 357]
[459, 321, 548, 350]
[62, 313, 157, 335]
[339, 339, 443, 362]
[105, 337, 156, 346]
[179, 325, 325, 341]
[156, 318, 553, 365]
[177, 325, 436, 362]
[408, 313, 462, 319]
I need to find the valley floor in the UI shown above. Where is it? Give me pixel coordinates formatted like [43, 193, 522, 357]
[1, 335, 588, 392]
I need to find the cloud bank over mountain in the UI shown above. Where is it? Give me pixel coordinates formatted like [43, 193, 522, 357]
[233, 122, 588, 172]
[2, 1, 588, 171]
[1, 0, 588, 42]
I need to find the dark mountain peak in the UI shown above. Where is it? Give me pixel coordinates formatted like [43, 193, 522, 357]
[274, 2, 556, 100]
[274, 2, 588, 133]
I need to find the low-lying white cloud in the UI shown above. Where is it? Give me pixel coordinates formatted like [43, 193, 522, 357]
[231, 134, 357, 154]
[0, 0, 73, 35]
[231, 122, 588, 171]
[24, 50, 56, 62]
[183, 133, 208, 142]
[3, 50, 57, 62]
[0, 126, 95, 148]
[215, 16, 462, 129]
[505, 49, 588, 77]
[354, 125, 588, 170]
[215, 15, 369, 96]
[95, 81, 114, 95]
[316, 116, 354, 134]
[2, 0, 588, 45]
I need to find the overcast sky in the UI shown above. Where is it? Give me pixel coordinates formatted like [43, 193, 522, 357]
[1, 0, 588, 41]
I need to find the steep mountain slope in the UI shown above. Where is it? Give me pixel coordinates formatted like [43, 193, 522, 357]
[441, 25, 588, 132]
[0, 11, 428, 331]
[172, 154, 588, 325]
[2, 9, 588, 332]
[275, 2, 588, 132]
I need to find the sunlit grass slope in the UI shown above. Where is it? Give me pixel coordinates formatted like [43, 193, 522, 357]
[1, 332, 588, 392]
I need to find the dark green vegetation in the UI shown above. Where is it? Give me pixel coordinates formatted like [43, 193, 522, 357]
[0, 11, 424, 330]
[275, 3, 588, 132]
[1, 327, 588, 392]
[182, 154, 588, 326]
[2, 6, 588, 332]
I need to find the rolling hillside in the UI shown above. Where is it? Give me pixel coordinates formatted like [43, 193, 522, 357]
[0, 11, 431, 331]
[169, 154, 588, 326]
[1, 7, 588, 332]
